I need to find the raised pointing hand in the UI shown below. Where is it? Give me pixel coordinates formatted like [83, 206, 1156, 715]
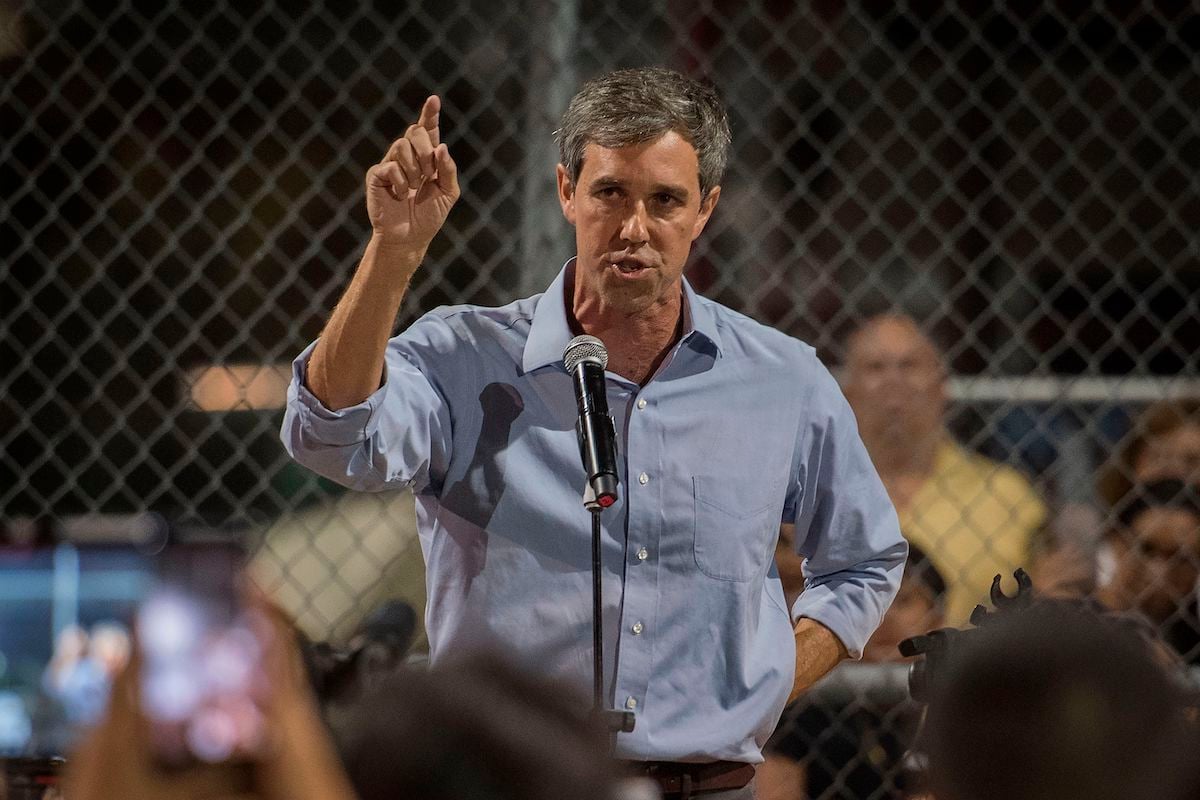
[366, 94, 460, 250]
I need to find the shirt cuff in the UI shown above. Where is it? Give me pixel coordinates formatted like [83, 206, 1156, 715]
[288, 341, 388, 447]
[791, 585, 867, 660]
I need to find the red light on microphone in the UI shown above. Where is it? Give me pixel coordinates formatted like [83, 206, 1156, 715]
[598, 494, 616, 508]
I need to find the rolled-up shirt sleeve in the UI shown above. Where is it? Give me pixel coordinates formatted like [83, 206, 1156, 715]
[789, 362, 907, 659]
[280, 311, 461, 494]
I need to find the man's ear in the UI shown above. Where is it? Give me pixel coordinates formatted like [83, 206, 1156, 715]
[556, 164, 576, 225]
[691, 185, 721, 240]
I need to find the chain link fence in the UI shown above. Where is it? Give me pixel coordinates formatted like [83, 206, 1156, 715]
[3, 1, 1199, 794]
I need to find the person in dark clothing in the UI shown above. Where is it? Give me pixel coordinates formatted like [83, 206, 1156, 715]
[329, 654, 620, 800]
[922, 602, 1200, 800]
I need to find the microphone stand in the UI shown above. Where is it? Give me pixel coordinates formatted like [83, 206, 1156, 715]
[583, 484, 636, 750]
[565, 336, 634, 750]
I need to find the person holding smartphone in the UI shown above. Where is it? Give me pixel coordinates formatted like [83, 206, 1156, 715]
[63, 586, 358, 800]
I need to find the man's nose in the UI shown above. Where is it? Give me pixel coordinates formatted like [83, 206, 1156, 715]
[620, 202, 650, 244]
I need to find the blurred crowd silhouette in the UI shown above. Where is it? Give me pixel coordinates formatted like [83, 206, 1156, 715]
[54, 591, 628, 800]
[2, 537, 1192, 800]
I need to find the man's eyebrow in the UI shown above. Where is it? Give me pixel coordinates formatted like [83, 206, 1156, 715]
[588, 175, 624, 189]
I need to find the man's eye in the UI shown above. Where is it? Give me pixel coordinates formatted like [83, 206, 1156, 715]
[654, 193, 679, 206]
[597, 187, 622, 198]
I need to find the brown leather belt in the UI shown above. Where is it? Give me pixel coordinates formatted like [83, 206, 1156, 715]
[618, 760, 755, 798]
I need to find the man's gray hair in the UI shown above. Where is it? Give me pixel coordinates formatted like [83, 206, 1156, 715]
[555, 67, 732, 200]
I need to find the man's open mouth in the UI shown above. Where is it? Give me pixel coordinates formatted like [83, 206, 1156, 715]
[611, 259, 650, 275]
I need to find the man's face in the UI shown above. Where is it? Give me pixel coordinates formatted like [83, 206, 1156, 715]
[1119, 507, 1200, 619]
[557, 131, 719, 318]
[842, 318, 946, 446]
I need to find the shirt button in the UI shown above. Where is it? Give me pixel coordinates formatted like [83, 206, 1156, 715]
[625, 696, 638, 710]
[638, 472, 649, 485]
[632, 621, 644, 635]
[636, 547, 648, 561]
[636, 398, 647, 410]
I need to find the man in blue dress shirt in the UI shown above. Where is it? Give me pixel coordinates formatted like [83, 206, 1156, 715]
[282, 67, 905, 797]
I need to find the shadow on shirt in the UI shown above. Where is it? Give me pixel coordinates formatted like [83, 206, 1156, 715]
[440, 381, 526, 541]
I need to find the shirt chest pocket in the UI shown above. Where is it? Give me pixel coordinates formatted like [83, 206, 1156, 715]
[692, 475, 778, 582]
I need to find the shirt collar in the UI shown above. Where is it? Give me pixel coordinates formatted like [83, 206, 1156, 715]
[680, 272, 723, 357]
[521, 258, 724, 374]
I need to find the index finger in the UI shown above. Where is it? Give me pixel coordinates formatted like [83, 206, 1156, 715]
[417, 94, 440, 147]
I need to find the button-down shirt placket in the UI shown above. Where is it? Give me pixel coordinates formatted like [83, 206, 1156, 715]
[612, 378, 662, 721]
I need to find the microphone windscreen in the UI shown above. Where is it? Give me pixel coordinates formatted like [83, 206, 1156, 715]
[563, 334, 608, 372]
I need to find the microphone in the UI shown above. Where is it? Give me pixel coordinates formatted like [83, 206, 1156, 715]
[563, 335, 620, 509]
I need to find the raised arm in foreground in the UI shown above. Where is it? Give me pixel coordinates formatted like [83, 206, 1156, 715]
[307, 95, 460, 410]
